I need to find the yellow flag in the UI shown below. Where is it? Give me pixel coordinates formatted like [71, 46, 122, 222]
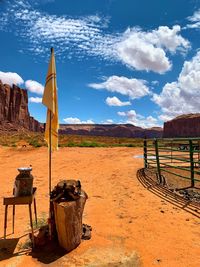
[42, 48, 59, 150]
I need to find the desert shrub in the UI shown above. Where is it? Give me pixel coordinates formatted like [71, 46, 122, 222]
[11, 143, 17, 147]
[1, 143, 9, 147]
[17, 213, 48, 251]
[78, 141, 103, 147]
[126, 143, 135, 147]
[18, 239, 32, 250]
[29, 141, 40, 147]
[29, 139, 42, 147]
[32, 213, 48, 230]
[67, 141, 77, 147]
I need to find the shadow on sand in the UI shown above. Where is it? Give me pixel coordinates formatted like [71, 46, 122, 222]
[30, 240, 66, 264]
[137, 168, 200, 219]
[0, 237, 20, 261]
[0, 235, 66, 264]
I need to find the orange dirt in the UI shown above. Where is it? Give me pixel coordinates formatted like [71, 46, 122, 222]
[0, 146, 199, 267]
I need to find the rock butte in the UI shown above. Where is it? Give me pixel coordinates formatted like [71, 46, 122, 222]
[0, 80, 43, 132]
[163, 113, 200, 138]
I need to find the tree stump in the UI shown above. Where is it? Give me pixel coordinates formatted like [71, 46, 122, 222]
[53, 190, 88, 252]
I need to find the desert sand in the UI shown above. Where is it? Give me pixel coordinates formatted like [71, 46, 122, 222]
[0, 146, 199, 267]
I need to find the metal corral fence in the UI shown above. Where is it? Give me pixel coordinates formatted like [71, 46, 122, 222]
[144, 138, 200, 190]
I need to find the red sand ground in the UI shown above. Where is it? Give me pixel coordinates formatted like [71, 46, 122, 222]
[0, 146, 199, 267]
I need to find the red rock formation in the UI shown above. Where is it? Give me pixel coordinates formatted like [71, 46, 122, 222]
[0, 80, 43, 132]
[59, 124, 163, 138]
[163, 114, 200, 138]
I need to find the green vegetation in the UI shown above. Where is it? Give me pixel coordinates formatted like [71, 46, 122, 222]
[18, 239, 32, 250]
[0, 132, 46, 148]
[0, 131, 143, 148]
[28, 138, 43, 148]
[32, 212, 48, 230]
[59, 135, 143, 147]
[17, 213, 48, 251]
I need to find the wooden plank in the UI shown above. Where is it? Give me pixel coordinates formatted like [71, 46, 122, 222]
[3, 188, 37, 205]
[4, 205, 8, 238]
[3, 196, 33, 205]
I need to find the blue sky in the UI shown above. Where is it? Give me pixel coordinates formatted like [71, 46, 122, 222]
[0, 0, 200, 128]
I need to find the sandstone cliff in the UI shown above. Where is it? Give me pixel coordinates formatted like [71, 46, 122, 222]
[0, 80, 43, 132]
[163, 114, 200, 138]
[59, 124, 163, 138]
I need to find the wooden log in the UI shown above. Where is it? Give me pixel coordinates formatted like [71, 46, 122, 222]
[53, 190, 87, 252]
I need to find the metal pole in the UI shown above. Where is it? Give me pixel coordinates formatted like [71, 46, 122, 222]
[189, 139, 195, 187]
[198, 140, 200, 168]
[144, 138, 148, 168]
[171, 141, 173, 163]
[48, 110, 52, 240]
[49, 110, 52, 196]
[155, 139, 162, 183]
[49, 47, 53, 196]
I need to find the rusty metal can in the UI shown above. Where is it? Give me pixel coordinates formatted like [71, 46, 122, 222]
[14, 167, 33, 196]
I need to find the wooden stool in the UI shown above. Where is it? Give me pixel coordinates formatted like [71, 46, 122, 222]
[3, 187, 37, 247]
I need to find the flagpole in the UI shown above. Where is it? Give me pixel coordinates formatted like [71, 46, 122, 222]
[48, 47, 53, 240]
[49, 110, 52, 196]
[49, 47, 53, 197]
[48, 109, 52, 240]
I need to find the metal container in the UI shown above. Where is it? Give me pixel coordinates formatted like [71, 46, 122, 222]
[14, 167, 33, 197]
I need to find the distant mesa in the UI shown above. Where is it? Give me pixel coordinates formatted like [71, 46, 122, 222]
[59, 124, 163, 138]
[0, 80, 163, 138]
[0, 80, 43, 132]
[163, 113, 200, 138]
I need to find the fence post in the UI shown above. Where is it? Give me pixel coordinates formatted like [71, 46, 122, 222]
[144, 138, 148, 168]
[155, 139, 162, 182]
[189, 139, 195, 187]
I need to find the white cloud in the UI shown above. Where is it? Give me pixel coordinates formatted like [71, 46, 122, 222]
[102, 119, 114, 124]
[116, 26, 189, 73]
[188, 9, 200, 22]
[120, 110, 137, 119]
[158, 114, 174, 122]
[89, 76, 150, 99]
[0, 71, 24, 86]
[29, 97, 42, 103]
[25, 80, 44, 95]
[63, 117, 94, 124]
[152, 82, 195, 119]
[116, 32, 171, 73]
[117, 109, 159, 128]
[152, 51, 200, 120]
[178, 52, 200, 95]
[186, 9, 200, 29]
[151, 80, 159, 86]
[105, 96, 131, 106]
[0, 1, 117, 61]
[0, 2, 189, 73]
[117, 111, 126, 117]
[145, 25, 190, 53]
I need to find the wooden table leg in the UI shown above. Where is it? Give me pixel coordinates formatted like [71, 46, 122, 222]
[12, 205, 15, 234]
[4, 205, 8, 239]
[29, 204, 35, 248]
[34, 198, 37, 226]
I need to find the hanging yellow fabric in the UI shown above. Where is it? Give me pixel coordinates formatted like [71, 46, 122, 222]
[42, 48, 59, 150]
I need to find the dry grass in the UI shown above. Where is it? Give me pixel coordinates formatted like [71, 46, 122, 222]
[0, 132, 46, 147]
[0, 131, 143, 148]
